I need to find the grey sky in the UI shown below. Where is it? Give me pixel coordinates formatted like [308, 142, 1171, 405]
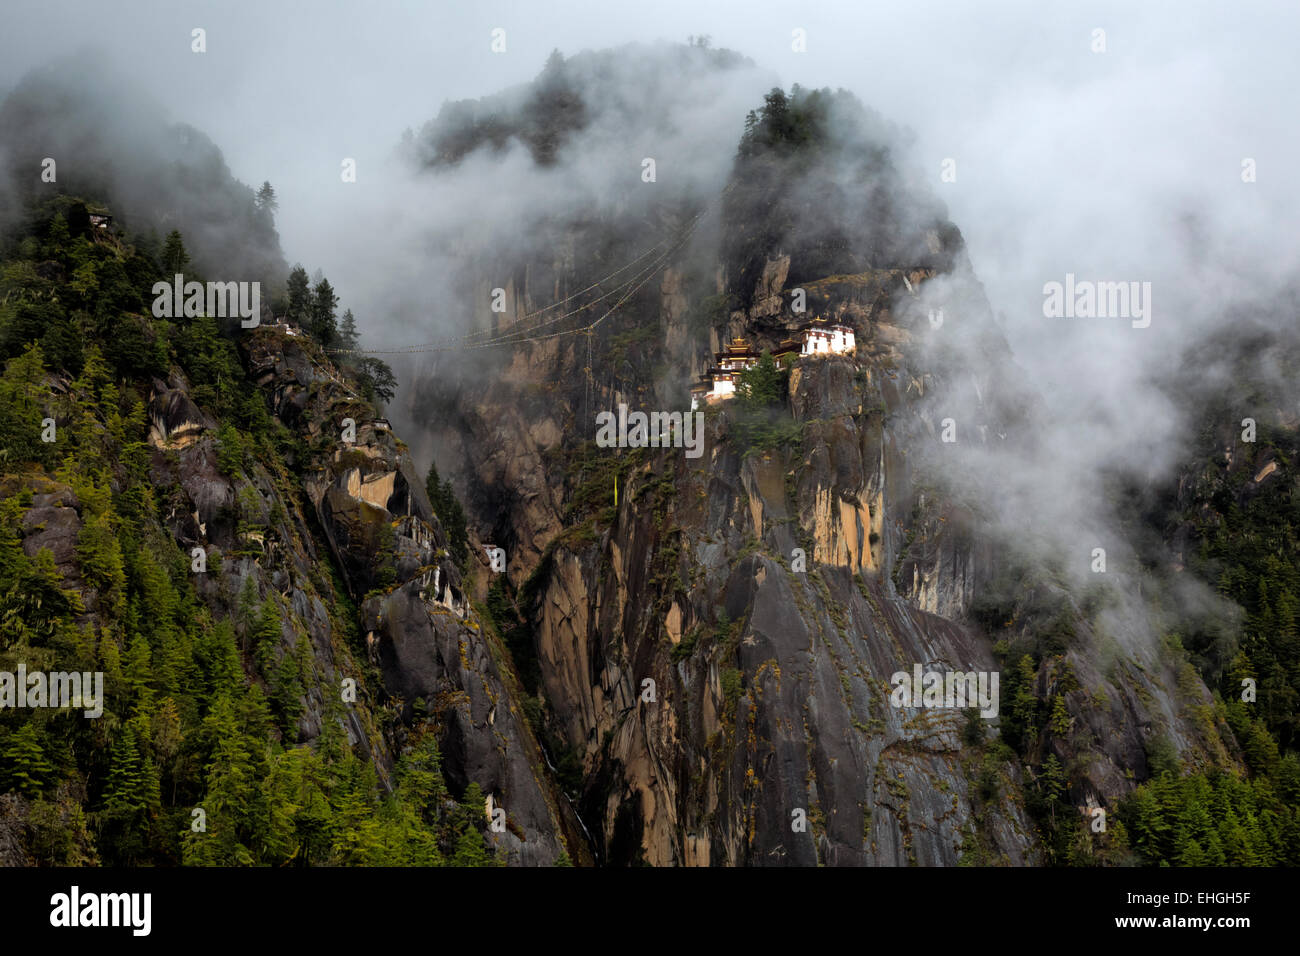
[4, 1, 1292, 378]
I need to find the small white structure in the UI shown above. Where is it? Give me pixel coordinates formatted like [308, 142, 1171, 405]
[271, 315, 301, 337]
[798, 317, 855, 356]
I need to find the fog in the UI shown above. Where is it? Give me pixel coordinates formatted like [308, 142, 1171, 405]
[5, 2, 1293, 370]
[2, 0, 1297, 655]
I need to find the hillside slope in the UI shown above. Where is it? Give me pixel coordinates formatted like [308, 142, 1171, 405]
[0, 189, 573, 865]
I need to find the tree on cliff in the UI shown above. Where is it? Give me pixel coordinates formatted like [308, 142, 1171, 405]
[425, 461, 469, 565]
[161, 230, 190, 275]
[285, 265, 311, 325]
[308, 277, 338, 347]
[254, 181, 278, 215]
[521, 49, 587, 166]
[735, 350, 786, 408]
[731, 351, 798, 455]
[353, 356, 397, 405]
[338, 309, 359, 351]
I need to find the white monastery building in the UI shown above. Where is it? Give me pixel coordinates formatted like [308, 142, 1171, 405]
[690, 319, 857, 410]
[798, 317, 855, 356]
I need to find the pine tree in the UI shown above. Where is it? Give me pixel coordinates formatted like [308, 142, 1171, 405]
[190, 696, 257, 865]
[1010, 654, 1039, 748]
[1125, 785, 1168, 861]
[1041, 753, 1066, 805]
[104, 726, 146, 813]
[395, 735, 450, 824]
[1050, 694, 1070, 737]
[441, 487, 468, 564]
[161, 231, 190, 276]
[285, 266, 311, 326]
[0, 344, 51, 465]
[75, 508, 127, 609]
[425, 460, 468, 564]
[308, 277, 338, 347]
[451, 828, 495, 867]
[449, 781, 498, 866]
[281, 746, 333, 864]
[253, 598, 281, 673]
[151, 696, 182, 777]
[338, 309, 359, 351]
[261, 748, 304, 864]
[2, 545, 82, 645]
[196, 619, 243, 699]
[1, 723, 54, 796]
[328, 762, 381, 864]
[736, 351, 785, 409]
[1180, 838, 1207, 865]
[270, 637, 307, 739]
[122, 631, 155, 709]
[254, 181, 278, 214]
[425, 460, 444, 514]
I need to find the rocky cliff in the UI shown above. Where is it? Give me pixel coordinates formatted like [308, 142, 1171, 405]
[227, 327, 575, 864]
[402, 86, 1241, 866]
[1, 308, 575, 864]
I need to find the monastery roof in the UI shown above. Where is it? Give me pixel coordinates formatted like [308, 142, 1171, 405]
[717, 337, 759, 357]
[796, 316, 854, 333]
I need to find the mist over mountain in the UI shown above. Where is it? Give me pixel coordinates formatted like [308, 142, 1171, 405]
[0, 52, 285, 285]
[0, 5, 1298, 877]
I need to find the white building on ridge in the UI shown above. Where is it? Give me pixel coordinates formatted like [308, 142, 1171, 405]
[798, 317, 855, 356]
[689, 321, 858, 410]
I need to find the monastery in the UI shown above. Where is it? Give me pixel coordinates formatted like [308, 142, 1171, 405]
[691, 318, 856, 409]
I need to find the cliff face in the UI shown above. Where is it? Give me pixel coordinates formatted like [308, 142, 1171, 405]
[237, 329, 572, 865]
[407, 213, 1234, 867]
[4, 318, 572, 865]
[524, 363, 1039, 864]
[144, 355, 376, 762]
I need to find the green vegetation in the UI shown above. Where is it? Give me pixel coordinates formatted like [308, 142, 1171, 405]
[0, 195, 501, 866]
[1102, 392, 1300, 866]
[562, 441, 643, 525]
[1118, 758, 1300, 866]
[730, 351, 800, 456]
[277, 263, 396, 406]
[720, 666, 744, 715]
[1188, 457, 1300, 750]
[484, 577, 542, 696]
[671, 625, 701, 662]
[424, 459, 469, 566]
